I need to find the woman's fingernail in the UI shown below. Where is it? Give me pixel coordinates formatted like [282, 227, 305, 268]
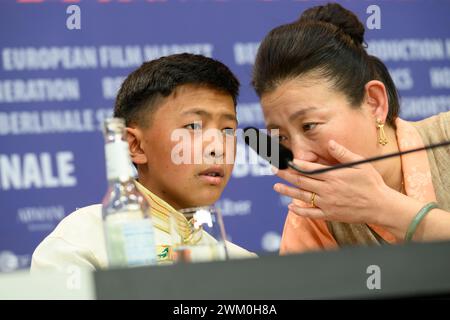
[329, 140, 336, 151]
[274, 184, 280, 192]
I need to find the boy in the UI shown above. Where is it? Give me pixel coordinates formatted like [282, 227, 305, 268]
[31, 53, 255, 272]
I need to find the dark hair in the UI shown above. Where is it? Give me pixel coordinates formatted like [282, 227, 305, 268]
[114, 53, 240, 127]
[252, 3, 399, 128]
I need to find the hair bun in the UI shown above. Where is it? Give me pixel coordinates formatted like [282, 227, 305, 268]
[298, 3, 365, 46]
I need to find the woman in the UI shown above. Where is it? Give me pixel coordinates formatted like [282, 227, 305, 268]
[252, 3, 450, 253]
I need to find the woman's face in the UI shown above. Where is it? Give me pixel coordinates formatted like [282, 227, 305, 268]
[260, 78, 379, 166]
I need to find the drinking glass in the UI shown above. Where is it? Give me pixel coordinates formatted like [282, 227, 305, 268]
[169, 205, 229, 263]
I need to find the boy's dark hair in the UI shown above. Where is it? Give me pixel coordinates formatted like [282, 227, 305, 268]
[114, 53, 240, 127]
[252, 3, 400, 128]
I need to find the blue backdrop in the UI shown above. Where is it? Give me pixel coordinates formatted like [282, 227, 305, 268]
[0, 0, 449, 272]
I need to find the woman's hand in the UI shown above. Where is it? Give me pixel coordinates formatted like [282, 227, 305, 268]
[273, 140, 392, 225]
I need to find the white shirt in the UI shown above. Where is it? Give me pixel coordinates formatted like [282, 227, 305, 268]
[31, 203, 257, 272]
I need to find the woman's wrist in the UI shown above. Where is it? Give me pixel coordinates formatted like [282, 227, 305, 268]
[376, 189, 450, 241]
[373, 185, 424, 239]
[404, 202, 439, 241]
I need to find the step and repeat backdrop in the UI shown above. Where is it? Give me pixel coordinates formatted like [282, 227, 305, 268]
[0, 0, 449, 272]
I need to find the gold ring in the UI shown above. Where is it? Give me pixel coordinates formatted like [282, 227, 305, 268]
[310, 192, 317, 208]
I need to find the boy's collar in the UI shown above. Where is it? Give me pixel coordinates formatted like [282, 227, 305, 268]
[134, 180, 177, 235]
[134, 179, 178, 215]
[134, 180, 192, 238]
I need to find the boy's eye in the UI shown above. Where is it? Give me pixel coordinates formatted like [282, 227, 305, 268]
[302, 123, 318, 132]
[222, 128, 236, 136]
[185, 123, 202, 130]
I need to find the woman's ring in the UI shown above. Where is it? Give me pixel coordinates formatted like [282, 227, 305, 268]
[310, 192, 317, 207]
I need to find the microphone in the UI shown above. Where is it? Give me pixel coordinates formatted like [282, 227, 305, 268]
[242, 126, 450, 175]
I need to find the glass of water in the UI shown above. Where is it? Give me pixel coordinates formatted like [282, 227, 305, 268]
[169, 205, 229, 263]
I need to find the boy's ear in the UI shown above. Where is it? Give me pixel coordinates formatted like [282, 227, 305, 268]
[126, 127, 147, 165]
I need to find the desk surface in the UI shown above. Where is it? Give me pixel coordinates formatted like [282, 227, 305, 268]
[94, 241, 450, 299]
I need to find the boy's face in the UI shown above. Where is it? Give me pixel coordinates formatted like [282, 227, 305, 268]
[131, 84, 237, 210]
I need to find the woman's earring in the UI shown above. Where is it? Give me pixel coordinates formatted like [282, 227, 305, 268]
[376, 119, 388, 146]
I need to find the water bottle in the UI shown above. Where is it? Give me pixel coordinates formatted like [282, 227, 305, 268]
[102, 117, 156, 268]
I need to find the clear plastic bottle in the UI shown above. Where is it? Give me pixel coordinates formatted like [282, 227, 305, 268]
[101, 117, 156, 268]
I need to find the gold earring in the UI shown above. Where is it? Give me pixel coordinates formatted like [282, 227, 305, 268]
[376, 119, 388, 146]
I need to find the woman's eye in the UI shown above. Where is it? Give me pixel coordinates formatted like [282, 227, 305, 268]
[302, 123, 318, 132]
[222, 128, 236, 136]
[268, 130, 287, 143]
[185, 123, 202, 130]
